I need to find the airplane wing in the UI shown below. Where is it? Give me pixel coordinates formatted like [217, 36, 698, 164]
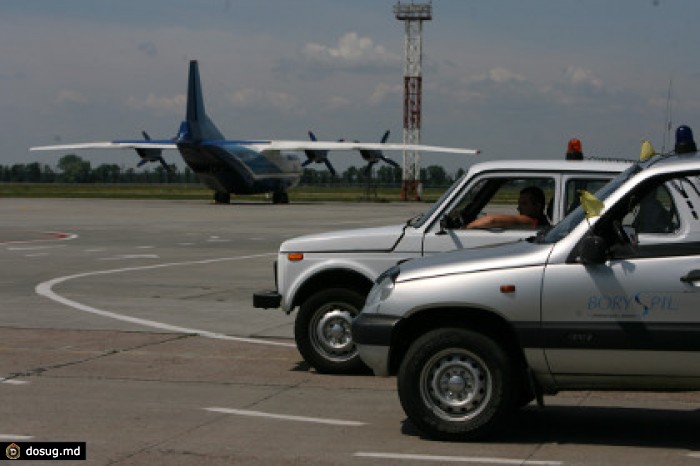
[30, 141, 178, 151]
[30, 139, 479, 155]
[246, 140, 480, 155]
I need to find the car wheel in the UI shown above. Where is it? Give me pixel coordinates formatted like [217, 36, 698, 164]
[397, 328, 516, 441]
[295, 288, 369, 374]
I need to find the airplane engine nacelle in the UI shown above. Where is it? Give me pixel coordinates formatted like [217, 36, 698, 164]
[360, 150, 380, 163]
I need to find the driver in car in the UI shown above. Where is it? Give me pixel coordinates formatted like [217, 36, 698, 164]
[466, 186, 550, 230]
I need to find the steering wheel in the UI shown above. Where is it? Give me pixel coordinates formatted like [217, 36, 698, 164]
[612, 219, 631, 244]
[440, 211, 462, 229]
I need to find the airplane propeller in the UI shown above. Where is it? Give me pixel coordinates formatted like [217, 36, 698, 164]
[357, 130, 400, 174]
[302, 131, 337, 176]
[135, 131, 172, 172]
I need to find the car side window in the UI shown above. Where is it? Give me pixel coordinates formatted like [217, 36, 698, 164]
[446, 176, 555, 229]
[625, 184, 678, 234]
[565, 178, 611, 215]
[595, 174, 700, 259]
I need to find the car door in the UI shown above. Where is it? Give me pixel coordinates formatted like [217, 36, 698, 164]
[541, 174, 700, 384]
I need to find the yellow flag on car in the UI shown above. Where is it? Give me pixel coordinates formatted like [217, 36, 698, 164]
[640, 139, 656, 161]
[578, 190, 604, 218]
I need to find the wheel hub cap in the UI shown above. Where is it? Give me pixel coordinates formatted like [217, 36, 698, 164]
[315, 309, 354, 355]
[421, 350, 492, 421]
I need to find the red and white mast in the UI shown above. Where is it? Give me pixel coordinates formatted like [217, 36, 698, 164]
[394, 1, 432, 201]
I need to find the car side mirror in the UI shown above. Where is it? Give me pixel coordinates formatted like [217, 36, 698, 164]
[578, 235, 608, 265]
[437, 216, 448, 235]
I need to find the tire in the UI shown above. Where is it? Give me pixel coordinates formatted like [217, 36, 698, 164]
[272, 192, 289, 204]
[214, 191, 231, 204]
[295, 288, 368, 374]
[397, 328, 517, 441]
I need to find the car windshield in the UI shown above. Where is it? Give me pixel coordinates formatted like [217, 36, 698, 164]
[539, 163, 642, 243]
[408, 173, 466, 227]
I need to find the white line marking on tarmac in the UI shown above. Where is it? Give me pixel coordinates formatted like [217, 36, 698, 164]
[1, 231, 77, 246]
[8, 245, 66, 251]
[99, 254, 160, 260]
[0, 435, 33, 441]
[1, 379, 29, 385]
[354, 452, 563, 465]
[688, 452, 700, 458]
[205, 407, 366, 426]
[35, 253, 293, 347]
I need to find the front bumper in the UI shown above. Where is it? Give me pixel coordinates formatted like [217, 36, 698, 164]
[253, 290, 281, 309]
[352, 313, 401, 376]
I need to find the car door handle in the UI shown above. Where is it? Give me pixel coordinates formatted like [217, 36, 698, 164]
[680, 270, 700, 283]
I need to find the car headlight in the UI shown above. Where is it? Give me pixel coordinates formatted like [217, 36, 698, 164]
[366, 265, 400, 307]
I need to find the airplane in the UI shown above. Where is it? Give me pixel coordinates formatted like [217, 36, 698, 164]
[31, 60, 479, 204]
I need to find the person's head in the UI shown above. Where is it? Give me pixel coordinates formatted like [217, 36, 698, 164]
[518, 186, 546, 218]
[675, 125, 697, 154]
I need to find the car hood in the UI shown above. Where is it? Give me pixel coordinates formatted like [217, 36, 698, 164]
[398, 239, 553, 282]
[280, 224, 406, 253]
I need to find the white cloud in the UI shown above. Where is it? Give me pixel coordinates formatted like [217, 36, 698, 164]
[563, 66, 603, 89]
[228, 88, 302, 114]
[325, 95, 352, 109]
[471, 67, 526, 84]
[301, 32, 401, 70]
[126, 93, 186, 114]
[54, 90, 89, 105]
[450, 67, 532, 105]
[368, 83, 401, 106]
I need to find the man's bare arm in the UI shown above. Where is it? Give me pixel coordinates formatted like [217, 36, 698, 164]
[466, 214, 536, 229]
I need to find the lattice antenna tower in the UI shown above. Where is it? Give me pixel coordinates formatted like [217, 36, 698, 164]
[394, 1, 431, 201]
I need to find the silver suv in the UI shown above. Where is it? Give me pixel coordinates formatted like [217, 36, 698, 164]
[353, 151, 700, 440]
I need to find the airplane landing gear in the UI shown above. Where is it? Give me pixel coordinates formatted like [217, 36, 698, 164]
[213, 191, 231, 204]
[272, 192, 289, 204]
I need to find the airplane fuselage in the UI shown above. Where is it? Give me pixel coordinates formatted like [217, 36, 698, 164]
[177, 142, 301, 196]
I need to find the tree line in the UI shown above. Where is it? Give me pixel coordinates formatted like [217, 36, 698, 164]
[1, 154, 465, 187]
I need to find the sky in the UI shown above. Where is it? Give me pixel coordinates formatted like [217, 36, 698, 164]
[3, 0, 700, 176]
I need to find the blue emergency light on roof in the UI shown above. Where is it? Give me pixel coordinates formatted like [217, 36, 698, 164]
[675, 125, 697, 154]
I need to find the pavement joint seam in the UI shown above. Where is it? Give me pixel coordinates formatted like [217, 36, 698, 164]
[5, 333, 194, 380]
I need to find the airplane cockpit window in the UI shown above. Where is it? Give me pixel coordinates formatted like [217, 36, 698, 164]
[444, 177, 554, 229]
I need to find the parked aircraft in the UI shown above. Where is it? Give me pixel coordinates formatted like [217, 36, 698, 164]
[31, 61, 478, 203]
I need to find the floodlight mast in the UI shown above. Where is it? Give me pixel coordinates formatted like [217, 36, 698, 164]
[394, 1, 431, 201]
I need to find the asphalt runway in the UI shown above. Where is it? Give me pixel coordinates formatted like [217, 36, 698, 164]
[2, 198, 700, 465]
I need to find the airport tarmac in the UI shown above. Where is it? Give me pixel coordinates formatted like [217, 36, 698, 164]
[2, 197, 700, 465]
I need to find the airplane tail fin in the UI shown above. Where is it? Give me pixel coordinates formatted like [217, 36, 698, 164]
[179, 60, 225, 143]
